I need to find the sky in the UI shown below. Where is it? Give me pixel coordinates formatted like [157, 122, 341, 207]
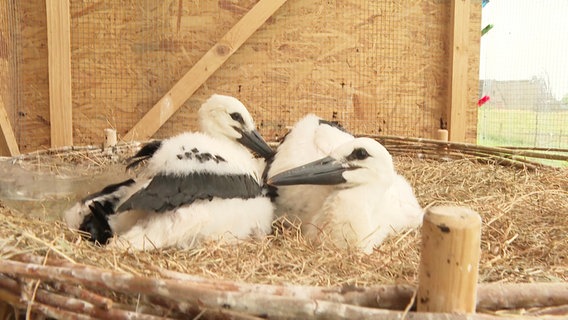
[479, 0, 568, 100]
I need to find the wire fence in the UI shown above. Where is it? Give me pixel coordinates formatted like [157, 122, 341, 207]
[478, 1, 568, 149]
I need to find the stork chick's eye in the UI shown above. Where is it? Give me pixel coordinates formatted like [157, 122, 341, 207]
[230, 112, 245, 125]
[347, 148, 371, 161]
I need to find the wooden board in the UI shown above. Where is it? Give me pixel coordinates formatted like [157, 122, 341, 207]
[0, 96, 20, 156]
[11, 0, 50, 153]
[447, 0, 471, 142]
[46, 0, 73, 147]
[123, 0, 289, 141]
[466, 1, 482, 143]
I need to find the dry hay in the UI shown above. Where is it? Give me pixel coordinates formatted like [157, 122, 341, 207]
[0, 144, 567, 318]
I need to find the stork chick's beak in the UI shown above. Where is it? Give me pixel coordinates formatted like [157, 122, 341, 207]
[268, 156, 348, 186]
[236, 128, 275, 159]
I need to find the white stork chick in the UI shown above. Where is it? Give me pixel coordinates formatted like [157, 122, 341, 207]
[64, 94, 274, 244]
[268, 137, 423, 254]
[104, 132, 273, 250]
[265, 114, 354, 222]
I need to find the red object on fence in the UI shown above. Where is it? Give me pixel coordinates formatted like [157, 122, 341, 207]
[478, 95, 490, 107]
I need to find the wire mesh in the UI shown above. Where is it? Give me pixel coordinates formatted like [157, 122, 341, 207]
[3, 1, 476, 151]
[71, 0, 180, 142]
[226, 0, 444, 141]
[478, 0, 568, 149]
[71, 0, 448, 144]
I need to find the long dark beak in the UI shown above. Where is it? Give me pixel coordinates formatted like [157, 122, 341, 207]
[267, 156, 348, 186]
[236, 128, 275, 159]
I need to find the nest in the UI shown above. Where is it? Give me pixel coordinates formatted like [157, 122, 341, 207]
[0, 138, 567, 319]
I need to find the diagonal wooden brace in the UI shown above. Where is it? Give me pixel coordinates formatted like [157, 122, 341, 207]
[123, 0, 289, 141]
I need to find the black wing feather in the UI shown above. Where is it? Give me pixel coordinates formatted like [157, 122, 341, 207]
[126, 140, 163, 170]
[117, 173, 262, 213]
[82, 179, 135, 202]
[79, 201, 114, 245]
[79, 178, 136, 217]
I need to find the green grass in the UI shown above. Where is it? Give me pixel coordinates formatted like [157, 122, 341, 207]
[477, 108, 568, 149]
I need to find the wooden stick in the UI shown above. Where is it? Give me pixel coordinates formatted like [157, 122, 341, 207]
[0, 300, 14, 320]
[123, 0, 289, 141]
[147, 296, 266, 320]
[0, 280, 94, 320]
[156, 267, 415, 310]
[527, 304, 568, 317]
[417, 206, 482, 313]
[501, 146, 568, 153]
[477, 283, 568, 311]
[53, 283, 114, 310]
[0, 275, 172, 320]
[369, 134, 568, 162]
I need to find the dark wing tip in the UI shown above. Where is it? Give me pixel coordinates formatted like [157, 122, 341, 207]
[126, 140, 162, 170]
[82, 178, 136, 203]
[318, 119, 349, 133]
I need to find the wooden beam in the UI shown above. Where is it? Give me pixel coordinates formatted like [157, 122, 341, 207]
[46, 0, 73, 147]
[447, 0, 471, 142]
[123, 0, 289, 141]
[0, 95, 20, 156]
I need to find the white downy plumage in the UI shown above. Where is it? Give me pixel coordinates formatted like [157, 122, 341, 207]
[265, 114, 354, 222]
[268, 137, 423, 254]
[106, 131, 274, 250]
[63, 94, 274, 248]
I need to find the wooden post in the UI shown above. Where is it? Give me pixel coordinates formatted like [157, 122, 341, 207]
[437, 129, 449, 156]
[103, 129, 117, 149]
[437, 129, 449, 142]
[46, 0, 73, 148]
[123, 0, 289, 141]
[0, 96, 20, 156]
[447, 0, 471, 142]
[417, 206, 481, 313]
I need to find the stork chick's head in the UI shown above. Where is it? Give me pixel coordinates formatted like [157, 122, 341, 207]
[268, 138, 396, 188]
[199, 94, 274, 159]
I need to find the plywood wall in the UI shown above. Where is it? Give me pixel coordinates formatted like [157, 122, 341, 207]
[2, 0, 480, 153]
[1, 1, 50, 152]
[0, 1, 17, 150]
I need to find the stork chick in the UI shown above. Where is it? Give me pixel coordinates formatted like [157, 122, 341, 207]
[268, 137, 423, 254]
[64, 94, 274, 245]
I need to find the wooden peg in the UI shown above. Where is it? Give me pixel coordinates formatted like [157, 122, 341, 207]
[437, 129, 449, 142]
[437, 129, 449, 156]
[417, 206, 482, 313]
[103, 129, 117, 149]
